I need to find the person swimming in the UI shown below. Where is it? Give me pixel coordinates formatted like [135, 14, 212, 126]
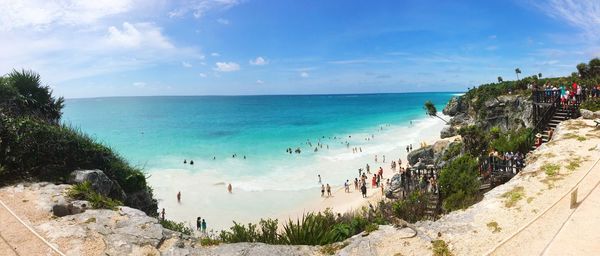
[190, 160, 194, 165]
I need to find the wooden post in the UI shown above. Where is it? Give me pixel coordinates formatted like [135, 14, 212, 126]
[570, 188, 578, 209]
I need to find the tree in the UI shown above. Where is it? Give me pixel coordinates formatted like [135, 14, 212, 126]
[589, 58, 600, 77]
[577, 63, 589, 78]
[538, 73, 542, 78]
[438, 155, 481, 211]
[2, 69, 64, 124]
[515, 68, 521, 80]
[497, 76, 503, 83]
[424, 100, 448, 123]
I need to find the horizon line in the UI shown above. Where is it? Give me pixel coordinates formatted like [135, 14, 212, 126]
[65, 91, 465, 100]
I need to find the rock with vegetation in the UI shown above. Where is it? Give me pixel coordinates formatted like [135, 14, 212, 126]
[407, 146, 434, 165]
[442, 96, 464, 116]
[69, 170, 126, 201]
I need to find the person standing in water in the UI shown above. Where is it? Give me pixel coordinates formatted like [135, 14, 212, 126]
[177, 191, 181, 203]
[318, 174, 322, 184]
[227, 183, 232, 193]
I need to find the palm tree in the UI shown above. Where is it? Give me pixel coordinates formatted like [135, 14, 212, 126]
[515, 68, 521, 80]
[538, 73, 542, 78]
[424, 100, 448, 123]
[497, 76, 503, 83]
[5, 69, 64, 123]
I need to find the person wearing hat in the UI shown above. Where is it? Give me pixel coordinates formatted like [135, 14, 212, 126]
[535, 133, 543, 148]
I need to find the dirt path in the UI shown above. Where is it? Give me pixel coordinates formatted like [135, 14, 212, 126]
[0, 202, 58, 256]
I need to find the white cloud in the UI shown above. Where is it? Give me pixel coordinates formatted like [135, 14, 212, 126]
[217, 18, 230, 25]
[168, 0, 241, 18]
[106, 22, 173, 49]
[535, 0, 600, 40]
[199, 73, 207, 77]
[488, 35, 497, 39]
[300, 72, 309, 78]
[214, 62, 240, 72]
[0, 0, 136, 31]
[256, 79, 264, 84]
[211, 52, 220, 57]
[249, 56, 268, 65]
[182, 61, 192, 68]
[133, 81, 146, 88]
[485, 45, 498, 51]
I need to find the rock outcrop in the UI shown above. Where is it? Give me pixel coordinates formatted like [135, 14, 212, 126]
[69, 169, 126, 201]
[407, 146, 434, 165]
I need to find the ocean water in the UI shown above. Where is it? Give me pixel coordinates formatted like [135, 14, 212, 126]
[62, 92, 455, 229]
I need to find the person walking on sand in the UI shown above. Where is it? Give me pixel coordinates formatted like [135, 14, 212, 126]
[372, 175, 377, 188]
[201, 219, 207, 233]
[375, 155, 378, 162]
[383, 155, 386, 163]
[326, 184, 332, 197]
[227, 183, 232, 193]
[177, 191, 181, 203]
[354, 178, 359, 190]
[318, 174, 322, 184]
[321, 184, 325, 197]
[361, 182, 367, 198]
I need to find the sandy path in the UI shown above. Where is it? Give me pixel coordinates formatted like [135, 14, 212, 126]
[0, 199, 58, 256]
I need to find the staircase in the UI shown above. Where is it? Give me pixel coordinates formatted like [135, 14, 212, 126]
[424, 193, 440, 220]
[542, 108, 571, 142]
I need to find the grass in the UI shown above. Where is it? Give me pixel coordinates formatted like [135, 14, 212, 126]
[364, 223, 379, 233]
[565, 159, 581, 171]
[590, 146, 598, 151]
[199, 236, 221, 246]
[502, 186, 525, 208]
[527, 197, 535, 204]
[432, 239, 453, 256]
[67, 181, 122, 210]
[159, 219, 194, 236]
[562, 133, 587, 141]
[84, 217, 96, 224]
[486, 221, 501, 233]
[319, 242, 349, 255]
[541, 163, 560, 177]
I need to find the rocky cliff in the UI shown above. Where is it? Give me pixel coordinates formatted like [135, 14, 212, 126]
[441, 94, 533, 138]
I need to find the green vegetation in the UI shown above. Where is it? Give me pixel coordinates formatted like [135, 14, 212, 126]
[320, 242, 349, 255]
[431, 239, 453, 256]
[542, 163, 560, 177]
[486, 221, 501, 233]
[490, 128, 532, 153]
[565, 160, 581, 171]
[441, 142, 462, 161]
[563, 133, 587, 142]
[424, 100, 448, 123]
[581, 98, 600, 112]
[391, 191, 428, 222]
[364, 223, 379, 233]
[67, 181, 122, 210]
[502, 186, 525, 208]
[199, 236, 221, 246]
[438, 155, 481, 211]
[458, 126, 487, 156]
[0, 69, 156, 215]
[159, 219, 194, 236]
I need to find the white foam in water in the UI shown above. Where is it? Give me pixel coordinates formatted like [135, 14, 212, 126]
[148, 116, 447, 230]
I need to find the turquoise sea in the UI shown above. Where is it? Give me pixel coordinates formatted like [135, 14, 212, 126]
[62, 92, 456, 229]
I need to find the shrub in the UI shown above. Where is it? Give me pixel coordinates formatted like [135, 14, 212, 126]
[581, 98, 600, 112]
[542, 163, 560, 176]
[502, 186, 525, 208]
[160, 219, 194, 236]
[364, 223, 379, 233]
[438, 155, 480, 211]
[490, 128, 532, 153]
[458, 126, 487, 157]
[442, 142, 462, 161]
[432, 239, 453, 256]
[391, 191, 428, 223]
[200, 236, 221, 246]
[67, 181, 122, 210]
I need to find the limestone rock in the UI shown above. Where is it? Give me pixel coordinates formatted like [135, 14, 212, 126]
[69, 170, 126, 201]
[407, 146, 434, 165]
[581, 109, 594, 119]
[443, 96, 462, 116]
[440, 126, 456, 139]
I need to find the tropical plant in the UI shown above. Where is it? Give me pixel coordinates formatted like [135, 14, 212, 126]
[515, 68, 521, 80]
[160, 219, 194, 235]
[424, 100, 448, 123]
[497, 76, 503, 83]
[538, 73, 542, 78]
[67, 181, 123, 210]
[438, 155, 480, 211]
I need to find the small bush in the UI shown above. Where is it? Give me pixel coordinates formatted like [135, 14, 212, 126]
[542, 163, 560, 176]
[160, 219, 193, 236]
[364, 223, 379, 233]
[391, 191, 428, 222]
[565, 160, 581, 171]
[67, 181, 122, 210]
[486, 221, 501, 233]
[438, 155, 481, 211]
[199, 236, 221, 246]
[432, 239, 453, 256]
[581, 98, 600, 112]
[502, 186, 525, 208]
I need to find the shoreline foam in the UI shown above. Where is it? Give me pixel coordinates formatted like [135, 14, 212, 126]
[148, 115, 448, 231]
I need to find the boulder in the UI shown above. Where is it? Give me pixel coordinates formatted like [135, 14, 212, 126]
[69, 170, 126, 201]
[52, 200, 88, 217]
[443, 96, 461, 116]
[581, 109, 594, 119]
[407, 146, 434, 165]
[449, 113, 471, 126]
[440, 126, 457, 139]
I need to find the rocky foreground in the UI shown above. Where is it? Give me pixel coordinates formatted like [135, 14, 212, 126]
[1, 118, 599, 256]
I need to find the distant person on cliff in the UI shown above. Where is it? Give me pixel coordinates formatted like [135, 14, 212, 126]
[201, 219, 207, 233]
[177, 191, 181, 203]
[406, 145, 409, 153]
[196, 217, 201, 231]
[161, 208, 165, 221]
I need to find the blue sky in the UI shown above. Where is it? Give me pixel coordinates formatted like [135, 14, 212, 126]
[1, 0, 599, 98]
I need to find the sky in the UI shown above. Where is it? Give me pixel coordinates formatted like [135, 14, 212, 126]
[1, 0, 599, 98]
